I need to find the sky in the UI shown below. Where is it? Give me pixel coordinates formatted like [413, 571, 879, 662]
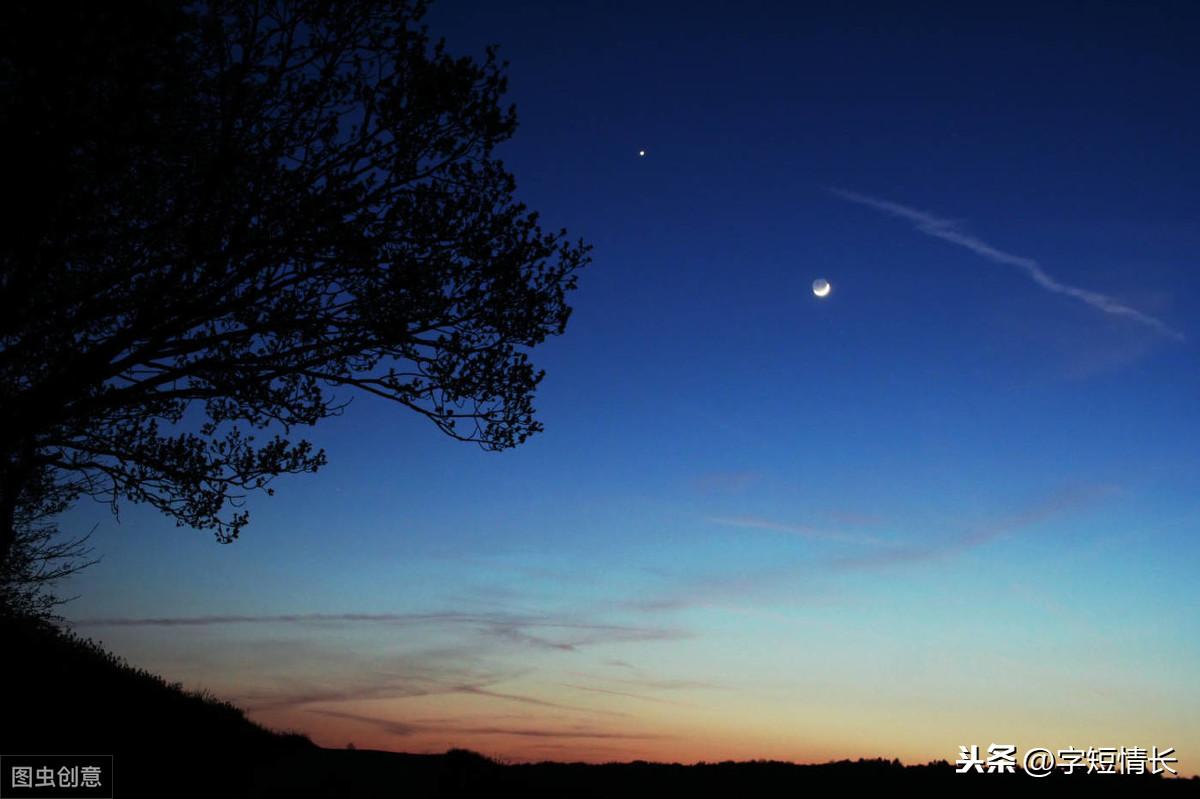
[59, 0, 1199, 772]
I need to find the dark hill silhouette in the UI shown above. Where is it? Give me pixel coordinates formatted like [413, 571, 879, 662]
[1, 612, 315, 795]
[2, 614, 1195, 798]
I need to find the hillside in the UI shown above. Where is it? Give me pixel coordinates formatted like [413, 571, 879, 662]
[1, 612, 316, 795]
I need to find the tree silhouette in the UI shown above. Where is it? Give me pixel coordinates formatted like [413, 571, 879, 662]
[0, 523, 98, 621]
[0, 0, 591, 571]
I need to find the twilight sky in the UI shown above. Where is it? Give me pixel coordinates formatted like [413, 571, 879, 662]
[62, 0, 1198, 770]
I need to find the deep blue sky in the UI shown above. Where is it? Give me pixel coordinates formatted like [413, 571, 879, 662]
[64, 0, 1198, 766]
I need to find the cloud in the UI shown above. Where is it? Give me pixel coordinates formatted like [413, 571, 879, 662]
[831, 484, 1117, 571]
[237, 658, 633, 717]
[70, 611, 537, 628]
[454, 685, 629, 716]
[234, 657, 509, 712]
[706, 515, 887, 545]
[624, 568, 842, 614]
[831, 188, 1184, 341]
[484, 626, 578, 652]
[307, 709, 423, 737]
[70, 610, 686, 650]
[558, 683, 687, 707]
[635, 485, 1117, 608]
[76, 608, 690, 720]
[308, 708, 662, 740]
[692, 471, 761, 495]
[604, 676, 720, 691]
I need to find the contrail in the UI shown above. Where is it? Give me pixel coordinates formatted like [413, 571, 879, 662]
[831, 188, 1183, 341]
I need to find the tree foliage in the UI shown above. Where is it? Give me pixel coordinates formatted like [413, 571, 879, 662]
[0, 460, 98, 620]
[0, 0, 591, 572]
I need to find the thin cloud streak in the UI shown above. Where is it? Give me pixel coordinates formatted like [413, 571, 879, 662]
[309, 709, 660, 740]
[72, 610, 689, 677]
[70, 611, 685, 646]
[69, 611, 605, 628]
[239, 665, 631, 717]
[831, 484, 1117, 571]
[707, 515, 887, 545]
[692, 471, 761, 495]
[454, 685, 629, 716]
[234, 658, 510, 712]
[559, 683, 687, 707]
[831, 188, 1184, 341]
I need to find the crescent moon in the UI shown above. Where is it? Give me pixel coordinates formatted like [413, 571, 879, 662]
[812, 278, 831, 298]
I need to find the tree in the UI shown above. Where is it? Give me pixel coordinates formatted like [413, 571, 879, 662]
[0, 518, 99, 622]
[0, 447, 99, 619]
[0, 0, 591, 574]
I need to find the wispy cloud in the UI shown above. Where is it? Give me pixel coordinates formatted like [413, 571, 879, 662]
[707, 515, 887, 545]
[71, 610, 686, 649]
[831, 484, 1117, 571]
[692, 471, 761, 495]
[72, 609, 690, 720]
[484, 626, 578, 652]
[236, 657, 632, 717]
[625, 567, 843, 614]
[236, 659, 506, 712]
[831, 188, 1184, 341]
[308, 708, 661, 740]
[453, 684, 630, 716]
[558, 683, 687, 707]
[637, 485, 1117, 607]
[308, 709, 423, 737]
[70, 611, 559, 628]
